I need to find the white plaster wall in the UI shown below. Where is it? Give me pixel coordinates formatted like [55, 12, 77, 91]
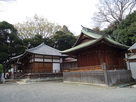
[53, 63, 60, 73]
[130, 62, 136, 79]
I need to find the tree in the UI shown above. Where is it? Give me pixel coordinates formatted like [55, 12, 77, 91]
[22, 35, 54, 49]
[111, 11, 136, 45]
[15, 14, 62, 39]
[23, 35, 45, 48]
[0, 64, 3, 74]
[0, 21, 24, 64]
[62, 25, 74, 35]
[93, 0, 136, 27]
[92, 27, 101, 31]
[52, 26, 77, 51]
[52, 31, 77, 51]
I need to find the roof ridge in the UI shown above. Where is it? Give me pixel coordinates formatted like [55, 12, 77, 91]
[26, 43, 45, 52]
[128, 43, 136, 50]
[81, 26, 110, 38]
[27, 42, 61, 52]
[61, 37, 129, 54]
[44, 44, 61, 52]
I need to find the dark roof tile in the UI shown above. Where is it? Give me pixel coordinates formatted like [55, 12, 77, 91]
[26, 43, 65, 56]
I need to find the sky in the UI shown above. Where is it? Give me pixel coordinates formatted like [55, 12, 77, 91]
[0, 0, 100, 35]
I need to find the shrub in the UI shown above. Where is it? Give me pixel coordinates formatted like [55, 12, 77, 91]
[0, 64, 3, 74]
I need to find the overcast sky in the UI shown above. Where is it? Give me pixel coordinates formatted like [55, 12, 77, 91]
[0, 0, 100, 35]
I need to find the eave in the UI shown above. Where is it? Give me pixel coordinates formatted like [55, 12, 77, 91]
[61, 37, 129, 54]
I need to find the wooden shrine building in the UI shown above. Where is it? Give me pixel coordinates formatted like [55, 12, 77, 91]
[61, 26, 129, 70]
[127, 43, 136, 79]
[9, 43, 66, 77]
[61, 26, 133, 86]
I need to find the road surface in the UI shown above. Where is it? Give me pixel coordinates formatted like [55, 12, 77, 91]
[0, 81, 136, 102]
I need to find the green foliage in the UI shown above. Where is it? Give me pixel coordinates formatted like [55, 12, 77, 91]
[22, 35, 54, 49]
[111, 11, 136, 46]
[28, 35, 44, 48]
[0, 20, 77, 66]
[52, 29, 77, 51]
[0, 21, 24, 64]
[21, 25, 77, 51]
[0, 64, 3, 74]
[102, 11, 136, 46]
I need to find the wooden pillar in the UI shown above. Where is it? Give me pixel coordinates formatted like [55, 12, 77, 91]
[33, 54, 35, 73]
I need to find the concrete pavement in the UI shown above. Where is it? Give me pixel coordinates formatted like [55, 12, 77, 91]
[0, 81, 136, 102]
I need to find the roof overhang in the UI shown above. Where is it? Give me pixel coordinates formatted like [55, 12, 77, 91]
[61, 37, 129, 54]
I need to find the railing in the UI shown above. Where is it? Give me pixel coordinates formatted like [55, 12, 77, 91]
[63, 65, 102, 72]
[18, 73, 63, 79]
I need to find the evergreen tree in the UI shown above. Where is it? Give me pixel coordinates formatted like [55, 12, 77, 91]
[52, 26, 77, 51]
[0, 21, 24, 64]
[0, 64, 3, 74]
[111, 11, 136, 46]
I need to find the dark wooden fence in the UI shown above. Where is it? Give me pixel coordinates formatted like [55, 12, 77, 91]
[107, 70, 133, 86]
[63, 70, 133, 86]
[63, 63, 133, 86]
[63, 71, 105, 84]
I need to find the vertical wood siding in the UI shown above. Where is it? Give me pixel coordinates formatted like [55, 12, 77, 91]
[77, 43, 126, 69]
[21, 54, 61, 73]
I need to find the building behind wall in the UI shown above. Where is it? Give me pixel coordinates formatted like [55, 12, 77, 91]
[61, 26, 133, 86]
[61, 26, 129, 69]
[8, 43, 67, 79]
[127, 43, 136, 79]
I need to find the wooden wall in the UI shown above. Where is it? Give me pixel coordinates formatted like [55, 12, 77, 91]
[77, 43, 126, 67]
[21, 54, 60, 73]
[75, 33, 95, 46]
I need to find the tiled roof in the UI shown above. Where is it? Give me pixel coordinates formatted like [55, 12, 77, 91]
[9, 43, 67, 63]
[128, 43, 136, 50]
[64, 57, 77, 62]
[11, 54, 23, 60]
[61, 26, 129, 54]
[81, 26, 110, 38]
[26, 43, 65, 56]
[61, 39, 98, 53]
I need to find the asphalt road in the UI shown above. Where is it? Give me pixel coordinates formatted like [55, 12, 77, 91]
[0, 81, 136, 102]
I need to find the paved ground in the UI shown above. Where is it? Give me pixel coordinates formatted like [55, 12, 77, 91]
[0, 81, 136, 102]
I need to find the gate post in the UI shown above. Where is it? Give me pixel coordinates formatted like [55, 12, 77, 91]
[102, 63, 109, 86]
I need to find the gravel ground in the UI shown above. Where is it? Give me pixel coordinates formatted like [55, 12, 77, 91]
[0, 81, 136, 102]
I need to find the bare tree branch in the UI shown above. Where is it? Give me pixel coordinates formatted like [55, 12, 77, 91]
[93, 0, 136, 27]
[15, 15, 62, 39]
